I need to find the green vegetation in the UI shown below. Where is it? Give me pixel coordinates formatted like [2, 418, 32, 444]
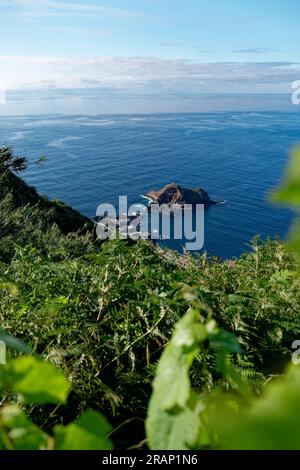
[146, 147, 300, 450]
[0, 146, 300, 450]
[0, 355, 112, 449]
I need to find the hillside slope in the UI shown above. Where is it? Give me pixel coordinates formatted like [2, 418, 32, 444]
[1, 148, 300, 448]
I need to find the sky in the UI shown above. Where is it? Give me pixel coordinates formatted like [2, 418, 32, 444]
[0, 0, 299, 112]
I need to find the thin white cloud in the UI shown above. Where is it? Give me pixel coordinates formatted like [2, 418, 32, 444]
[234, 48, 284, 54]
[0, 55, 299, 93]
[40, 25, 111, 36]
[0, 0, 146, 19]
[158, 43, 184, 48]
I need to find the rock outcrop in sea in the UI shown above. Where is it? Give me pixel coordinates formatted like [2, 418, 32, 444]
[146, 182, 217, 207]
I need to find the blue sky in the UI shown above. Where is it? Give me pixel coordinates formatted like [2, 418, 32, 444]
[0, 0, 299, 61]
[0, 0, 299, 111]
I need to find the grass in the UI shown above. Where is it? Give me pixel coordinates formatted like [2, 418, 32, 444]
[0, 147, 300, 448]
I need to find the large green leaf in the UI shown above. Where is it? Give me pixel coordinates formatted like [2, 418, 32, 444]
[0, 356, 70, 404]
[147, 309, 219, 449]
[287, 218, 300, 261]
[272, 148, 300, 207]
[54, 410, 112, 450]
[146, 392, 205, 450]
[213, 365, 300, 450]
[272, 147, 300, 264]
[147, 305, 247, 450]
[152, 309, 207, 410]
[0, 404, 48, 450]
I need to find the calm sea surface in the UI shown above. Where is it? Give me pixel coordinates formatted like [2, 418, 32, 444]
[0, 112, 298, 258]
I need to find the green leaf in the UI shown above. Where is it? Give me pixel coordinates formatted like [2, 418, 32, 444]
[0, 356, 71, 404]
[272, 148, 300, 207]
[272, 146, 300, 267]
[287, 218, 300, 261]
[147, 307, 245, 450]
[147, 309, 220, 449]
[152, 309, 206, 410]
[54, 410, 112, 450]
[0, 329, 31, 354]
[209, 328, 242, 353]
[0, 404, 48, 450]
[217, 365, 300, 449]
[146, 392, 205, 450]
[152, 345, 195, 411]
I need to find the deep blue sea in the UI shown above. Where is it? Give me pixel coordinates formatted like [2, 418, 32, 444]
[0, 112, 299, 259]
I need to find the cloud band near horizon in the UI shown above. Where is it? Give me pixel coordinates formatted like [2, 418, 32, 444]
[0, 56, 299, 93]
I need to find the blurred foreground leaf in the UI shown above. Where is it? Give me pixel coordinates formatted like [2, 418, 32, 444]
[272, 147, 300, 264]
[54, 410, 112, 450]
[0, 356, 70, 404]
[272, 148, 300, 207]
[213, 365, 300, 450]
[0, 405, 48, 450]
[0, 329, 31, 354]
